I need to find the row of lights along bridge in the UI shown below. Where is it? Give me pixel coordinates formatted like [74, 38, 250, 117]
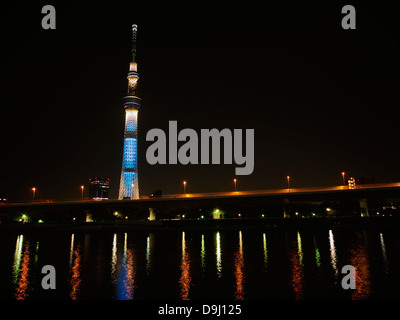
[24, 172, 357, 203]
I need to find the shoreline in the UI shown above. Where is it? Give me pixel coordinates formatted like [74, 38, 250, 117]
[1, 216, 400, 233]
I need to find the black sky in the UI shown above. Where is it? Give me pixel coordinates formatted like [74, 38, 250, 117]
[1, 1, 399, 201]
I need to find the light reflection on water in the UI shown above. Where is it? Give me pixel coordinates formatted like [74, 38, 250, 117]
[115, 233, 135, 300]
[179, 232, 191, 300]
[5, 228, 400, 300]
[13, 235, 24, 285]
[111, 233, 117, 282]
[349, 232, 371, 300]
[313, 235, 321, 272]
[289, 231, 304, 300]
[234, 230, 245, 300]
[69, 235, 81, 300]
[380, 233, 389, 275]
[215, 231, 222, 278]
[13, 235, 31, 300]
[201, 234, 206, 273]
[262, 233, 268, 272]
[146, 235, 151, 277]
[329, 229, 339, 282]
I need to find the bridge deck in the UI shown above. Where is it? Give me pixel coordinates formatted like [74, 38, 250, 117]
[3, 182, 400, 207]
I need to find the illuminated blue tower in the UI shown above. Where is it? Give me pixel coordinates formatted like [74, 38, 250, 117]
[119, 24, 140, 199]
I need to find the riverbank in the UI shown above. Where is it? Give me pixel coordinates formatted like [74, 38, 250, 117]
[1, 216, 400, 233]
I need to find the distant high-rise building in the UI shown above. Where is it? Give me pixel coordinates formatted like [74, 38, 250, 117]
[89, 177, 110, 200]
[119, 24, 140, 200]
[348, 177, 356, 189]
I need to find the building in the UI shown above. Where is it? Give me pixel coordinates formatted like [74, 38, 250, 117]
[89, 177, 110, 200]
[212, 208, 224, 219]
[348, 177, 356, 189]
[118, 24, 140, 200]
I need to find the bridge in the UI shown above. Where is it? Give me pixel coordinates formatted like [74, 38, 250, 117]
[1, 182, 400, 223]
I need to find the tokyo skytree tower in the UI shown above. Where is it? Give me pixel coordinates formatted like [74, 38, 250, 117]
[118, 24, 141, 199]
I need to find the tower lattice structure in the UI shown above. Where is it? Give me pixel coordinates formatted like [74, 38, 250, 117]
[118, 24, 141, 199]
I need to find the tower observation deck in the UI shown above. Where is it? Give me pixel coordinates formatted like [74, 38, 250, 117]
[118, 24, 141, 199]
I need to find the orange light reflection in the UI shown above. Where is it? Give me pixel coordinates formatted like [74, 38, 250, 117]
[234, 231, 245, 300]
[117, 233, 136, 300]
[349, 232, 371, 300]
[289, 232, 304, 300]
[123, 248, 135, 299]
[14, 242, 31, 300]
[179, 232, 191, 300]
[70, 244, 82, 300]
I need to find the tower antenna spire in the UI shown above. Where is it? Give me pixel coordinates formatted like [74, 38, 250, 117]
[132, 24, 138, 62]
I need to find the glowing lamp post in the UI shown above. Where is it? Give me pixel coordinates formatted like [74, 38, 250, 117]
[32, 187, 36, 202]
[183, 181, 187, 194]
[81, 185, 84, 201]
[233, 178, 237, 192]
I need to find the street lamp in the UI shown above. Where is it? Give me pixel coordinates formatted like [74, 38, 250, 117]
[341, 172, 346, 186]
[32, 187, 36, 202]
[286, 176, 290, 191]
[183, 181, 187, 194]
[81, 185, 84, 201]
[233, 178, 237, 192]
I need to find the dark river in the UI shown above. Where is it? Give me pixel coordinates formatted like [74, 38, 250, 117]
[1, 227, 399, 300]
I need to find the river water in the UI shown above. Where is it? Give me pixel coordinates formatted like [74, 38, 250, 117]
[1, 227, 399, 300]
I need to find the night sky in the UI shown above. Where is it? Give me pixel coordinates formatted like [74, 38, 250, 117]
[1, 2, 399, 201]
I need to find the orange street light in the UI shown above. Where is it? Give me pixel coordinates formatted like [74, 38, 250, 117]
[233, 178, 237, 192]
[183, 181, 187, 194]
[32, 187, 36, 202]
[81, 185, 84, 201]
[286, 176, 290, 191]
[341, 172, 346, 186]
